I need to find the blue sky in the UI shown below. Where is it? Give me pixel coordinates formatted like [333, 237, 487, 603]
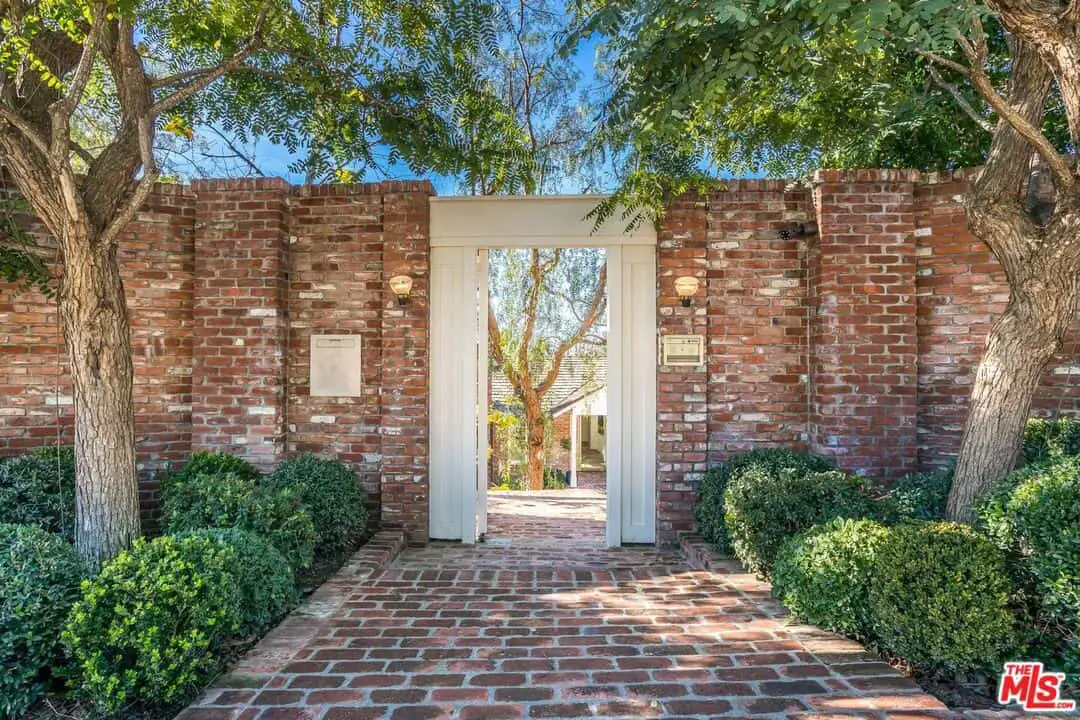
[187, 33, 605, 194]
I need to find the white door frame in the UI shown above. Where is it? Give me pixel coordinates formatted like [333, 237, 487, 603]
[428, 196, 657, 546]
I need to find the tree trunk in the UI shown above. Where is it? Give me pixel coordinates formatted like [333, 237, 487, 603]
[59, 231, 141, 569]
[524, 397, 546, 491]
[947, 267, 1080, 522]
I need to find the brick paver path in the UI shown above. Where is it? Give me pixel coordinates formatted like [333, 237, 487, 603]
[571, 472, 605, 492]
[182, 528, 965, 720]
[486, 490, 606, 546]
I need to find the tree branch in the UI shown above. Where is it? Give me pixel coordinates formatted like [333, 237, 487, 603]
[100, 114, 159, 247]
[537, 263, 606, 396]
[489, 306, 527, 400]
[49, 3, 105, 161]
[967, 38, 1054, 276]
[0, 105, 51, 158]
[926, 65, 993, 132]
[517, 248, 545, 387]
[70, 140, 95, 165]
[1067, 0, 1080, 23]
[206, 125, 264, 176]
[916, 36, 1073, 190]
[149, 2, 272, 117]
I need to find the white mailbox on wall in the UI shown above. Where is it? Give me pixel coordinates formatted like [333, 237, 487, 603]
[661, 334, 706, 366]
[310, 335, 363, 397]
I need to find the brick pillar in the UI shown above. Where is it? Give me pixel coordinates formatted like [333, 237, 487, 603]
[379, 182, 432, 544]
[190, 178, 290, 469]
[706, 181, 813, 460]
[656, 195, 709, 544]
[809, 170, 919, 478]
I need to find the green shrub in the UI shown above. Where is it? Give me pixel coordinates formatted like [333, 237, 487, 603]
[873, 467, 953, 523]
[0, 447, 76, 540]
[543, 467, 569, 490]
[1023, 418, 1080, 464]
[979, 457, 1080, 640]
[174, 451, 261, 483]
[724, 468, 871, 576]
[868, 521, 1017, 672]
[695, 449, 833, 554]
[161, 472, 316, 571]
[175, 529, 297, 635]
[773, 518, 890, 638]
[159, 451, 261, 499]
[0, 524, 87, 718]
[266, 454, 367, 556]
[64, 534, 242, 712]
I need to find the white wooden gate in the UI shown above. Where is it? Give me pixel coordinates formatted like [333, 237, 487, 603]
[428, 197, 657, 545]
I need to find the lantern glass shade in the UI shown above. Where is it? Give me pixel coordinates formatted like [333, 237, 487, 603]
[389, 275, 413, 303]
[674, 276, 700, 306]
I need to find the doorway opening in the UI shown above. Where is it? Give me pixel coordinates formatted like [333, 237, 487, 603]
[427, 195, 657, 548]
[483, 247, 608, 547]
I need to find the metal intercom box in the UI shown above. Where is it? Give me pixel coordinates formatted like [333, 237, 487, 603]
[309, 335, 362, 397]
[661, 334, 706, 366]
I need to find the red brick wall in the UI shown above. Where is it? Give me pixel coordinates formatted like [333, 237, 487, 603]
[287, 186, 386, 522]
[690, 170, 1080, 484]
[913, 170, 1080, 473]
[706, 180, 812, 460]
[0, 185, 195, 522]
[0, 180, 431, 540]
[3, 171, 1080, 545]
[374, 186, 432, 543]
[656, 195, 710, 544]
[190, 178, 290, 469]
[809, 170, 919, 478]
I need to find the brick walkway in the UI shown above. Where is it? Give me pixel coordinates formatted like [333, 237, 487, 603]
[486, 490, 606, 546]
[571, 471, 605, 492]
[181, 531, 968, 720]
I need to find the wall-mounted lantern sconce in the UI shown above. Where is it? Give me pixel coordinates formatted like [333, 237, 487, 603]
[674, 276, 700, 307]
[389, 275, 413, 305]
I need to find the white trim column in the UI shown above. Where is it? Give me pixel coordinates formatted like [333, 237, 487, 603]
[569, 412, 579, 488]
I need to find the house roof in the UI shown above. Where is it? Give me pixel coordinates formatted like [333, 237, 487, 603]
[550, 385, 606, 417]
[490, 356, 607, 413]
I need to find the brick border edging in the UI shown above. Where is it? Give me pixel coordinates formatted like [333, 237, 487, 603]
[678, 532, 744, 573]
[195, 529, 407, 690]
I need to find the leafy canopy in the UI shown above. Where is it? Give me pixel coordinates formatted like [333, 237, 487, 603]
[0, 0, 532, 185]
[572, 0, 1064, 218]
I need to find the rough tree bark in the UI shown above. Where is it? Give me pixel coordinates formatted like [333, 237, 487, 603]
[60, 231, 141, 566]
[488, 251, 607, 491]
[523, 390, 547, 491]
[935, 13, 1080, 520]
[0, 3, 267, 565]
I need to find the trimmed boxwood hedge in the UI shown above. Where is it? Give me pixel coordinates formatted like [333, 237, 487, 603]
[0, 447, 76, 540]
[979, 456, 1079, 683]
[772, 518, 890, 638]
[1022, 418, 1080, 464]
[694, 449, 833, 554]
[868, 521, 1018, 673]
[872, 467, 953, 523]
[0, 524, 87, 719]
[724, 467, 872, 577]
[980, 456, 1080, 628]
[164, 450, 261, 487]
[265, 454, 368, 556]
[177, 528, 298, 635]
[63, 534, 243, 712]
[160, 471, 317, 571]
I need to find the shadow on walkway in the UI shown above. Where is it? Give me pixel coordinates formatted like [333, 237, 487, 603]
[485, 489, 606, 547]
[181, 534, 959, 720]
